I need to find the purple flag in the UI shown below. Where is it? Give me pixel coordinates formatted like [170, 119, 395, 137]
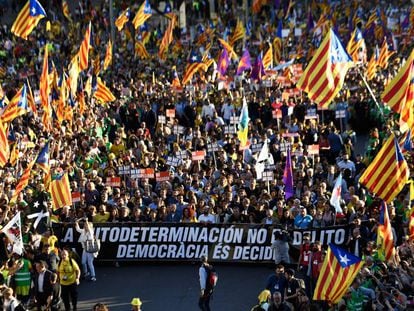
[283, 147, 294, 200]
[217, 48, 230, 78]
[250, 54, 266, 81]
[236, 49, 252, 76]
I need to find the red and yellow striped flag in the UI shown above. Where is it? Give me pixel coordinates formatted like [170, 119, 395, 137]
[409, 207, 414, 240]
[9, 143, 18, 167]
[77, 88, 86, 115]
[50, 173, 72, 209]
[378, 39, 395, 69]
[382, 49, 414, 132]
[262, 43, 273, 69]
[346, 28, 365, 62]
[26, 79, 37, 117]
[158, 14, 176, 60]
[135, 41, 150, 59]
[377, 201, 396, 261]
[359, 135, 409, 203]
[1, 85, 29, 123]
[78, 23, 91, 71]
[104, 39, 113, 70]
[11, 0, 46, 40]
[273, 37, 282, 65]
[62, 0, 72, 21]
[133, 0, 152, 29]
[115, 8, 130, 31]
[313, 244, 363, 303]
[182, 50, 207, 85]
[229, 19, 245, 46]
[296, 29, 352, 109]
[217, 38, 238, 60]
[0, 121, 9, 167]
[11, 160, 35, 203]
[40, 46, 51, 130]
[94, 78, 116, 103]
[366, 47, 379, 81]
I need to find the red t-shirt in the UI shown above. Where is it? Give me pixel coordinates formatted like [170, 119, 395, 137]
[311, 251, 323, 279]
[300, 244, 311, 266]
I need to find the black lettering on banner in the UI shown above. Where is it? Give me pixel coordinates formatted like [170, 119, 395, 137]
[54, 223, 350, 263]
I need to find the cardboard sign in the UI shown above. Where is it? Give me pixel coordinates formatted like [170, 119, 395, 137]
[158, 115, 166, 124]
[307, 144, 319, 155]
[207, 143, 220, 152]
[166, 156, 181, 167]
[251, 143, 263, 154]
[230, 116, 239, 125]
[224, 126, 237, 134]
[335, 110, 346, 119]
[262, 171, 274, 182]
[106, 177, 121, 187]
[71, 192, 81, 203]
[156, 171, 171, 182]
[192, 150, 206, 161]
[137, 168, 155, 179]
[166, 109, 176, 118]
[272, 109, 282, 119]
[118, 165, 131, 175]
[282, 132, 300, 137]
[173, 125, 185, 135]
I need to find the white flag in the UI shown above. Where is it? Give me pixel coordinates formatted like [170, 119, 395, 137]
[255, 162, 265, 180]
[257, 140, 269, 163]
[2, 211, 24, 255]
[330, 173, 343, 215]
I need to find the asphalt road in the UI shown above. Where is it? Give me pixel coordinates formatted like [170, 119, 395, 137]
[77, 263, 273, 311]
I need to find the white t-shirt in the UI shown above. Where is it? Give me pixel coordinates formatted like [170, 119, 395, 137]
[198, 214, 216, 223]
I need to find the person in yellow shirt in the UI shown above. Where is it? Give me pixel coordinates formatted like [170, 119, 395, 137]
[109, 136, 126, 157]
[58, 249, 80, 311]
[92, 205, 110, 223]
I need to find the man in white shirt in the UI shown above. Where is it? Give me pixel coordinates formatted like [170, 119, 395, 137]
[336, 154, 356, 178]
[198, 207, 216, 224]
[201, 100, 216, 120]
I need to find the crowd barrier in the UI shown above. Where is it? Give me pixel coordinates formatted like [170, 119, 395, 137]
[54, 223, 351, 263]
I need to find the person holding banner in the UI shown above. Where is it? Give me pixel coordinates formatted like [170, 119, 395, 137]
[75, 218, 98, 282]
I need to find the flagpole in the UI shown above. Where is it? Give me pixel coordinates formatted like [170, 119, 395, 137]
[357, 68, 384, 119]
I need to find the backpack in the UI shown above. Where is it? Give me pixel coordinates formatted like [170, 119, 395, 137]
[204, 265, 218, 290]
[295, 277, 306, 290]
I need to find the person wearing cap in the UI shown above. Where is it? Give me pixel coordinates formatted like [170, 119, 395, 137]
[131, 297, 142, 310]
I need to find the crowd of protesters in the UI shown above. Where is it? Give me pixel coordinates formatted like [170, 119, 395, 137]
[0, 0, 413, 310]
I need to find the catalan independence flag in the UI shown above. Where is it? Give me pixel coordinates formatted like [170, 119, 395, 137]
[78, 22, 91, 72]
[158, 14, 176, 60]
[134, 41, 150, 59]
[50, 173, 72, 209]
[236, 49, 252, 76]
[115, 7, 130, 31]
[0, 121, 9, 167]
[346, 28, 365, 62]
[297, 29, 352, 109]
[40, 46, 50, 126]
[11, 0, 46, 40]
[218, 38, 238, 60]
[62, 0, 72, 22]
[359, 135, 409, 203]
[11, 160, 35, 203]
[382, 49, 414, 132]
[133, 0, 152, 30]
[377, 38, 395, 69]
[163, 1, 175, 19]
[237, 96, 249, 147]
[273, 20, 283, 65]
[1, 84, 29, 123]
[377, 201, 396, 261]
[313, 244, 363, 303]
[181, 50, 207, 85]
[229, 19, 245, 46]
[262, 43, 273, 70]
[366, 46, 379, 81]
[35, 141, 50, 174]
[94, 77, 116, 103]
[103, 39, 113, 70]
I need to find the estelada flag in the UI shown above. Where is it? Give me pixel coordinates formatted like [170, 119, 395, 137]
[50, 173, 72, 209]
[313, 244, 363, 303]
